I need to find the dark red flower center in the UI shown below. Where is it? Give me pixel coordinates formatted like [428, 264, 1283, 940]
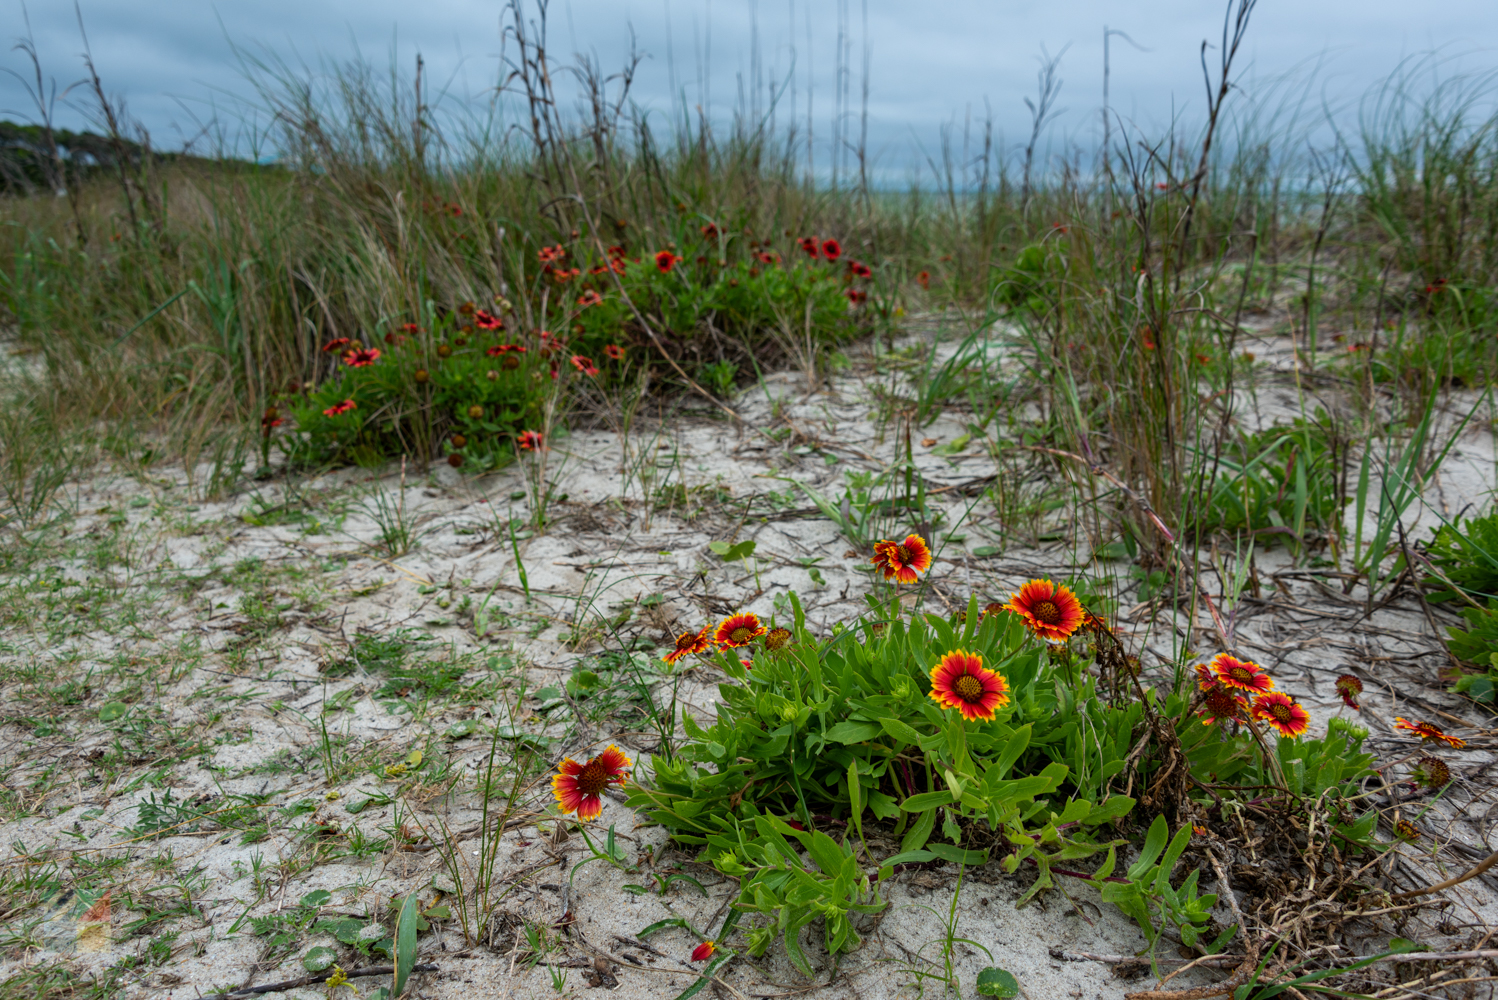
[953, 674, 984, 703]
[1033, 600, 1062, 625]
[575, 760, 610, 796]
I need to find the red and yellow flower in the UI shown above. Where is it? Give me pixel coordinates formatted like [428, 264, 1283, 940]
[820, 238, 842, 261]
[1251, 691, 1310, 738]
[928, 650, 1009, 722]
[714, 613, 767, 649]
[654, 250, 683, 273]
[691, 940, 716, 962]
[1394, 718, 1465, 748]
[604, 344, 625, 360]
[1334, 674, 1363, 710]
[322, 399, 357, 417]
[870, 534, 932, 585]
[551, 745, 631, 821]
[570, 355, 600, 376]
[663, 627, 713, 666]
[1210, 653, 1275, 695]
[1198, 684, 1249, 727]
[517, 430, 544, 452]
[321, 337, 351, 353]
[343, 347, 381, 368]
[1002, 579, 1085, 643]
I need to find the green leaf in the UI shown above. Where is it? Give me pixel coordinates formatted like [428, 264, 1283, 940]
[392, 892, 419, 999]
[926, 842, 988, 866]
[639, 918, 691, 939]
[826, 721, 883, 744]
[98, 702, 129, 722]
[972, 545, 1002, 558]
[879, 717, 923, 746]
[1388, 937, 1423, 954]
[299, 890, 333, 908]
[900, 806, 937, 853]
[879, 850, 937, 868]
[975, 967, 1021, 997]
[302, 946, 336, 972]
[900, 791, 955, 812]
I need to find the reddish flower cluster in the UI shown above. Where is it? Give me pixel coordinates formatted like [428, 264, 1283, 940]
[323, 399, 357, 417]
[486, 344, 527, 357]
[701, 223, 720, 240]
[343, 347, 381, 368]
[660, 612, 791, 668]
[655, 250, 684, 273]
[474, 309, 504, 330]
[1191, 653, 1311, 737]
[321, 337, 351, 353]
[538, 245, 566, 264]
[604, 344, 625, 360]
[570, 355, 600, 376]
[577, 290, 603, 308]
[517, 430, 544, 452]
[917, 270, 931, 290]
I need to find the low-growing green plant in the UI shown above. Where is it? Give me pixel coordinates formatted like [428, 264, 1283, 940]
[1424, 505, 1498, 602]
[283, 306, 547, 470]
[1191, 418, 1346, 552]
[626, 586, 1379, 977]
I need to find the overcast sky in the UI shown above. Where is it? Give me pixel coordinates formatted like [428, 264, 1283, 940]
[4, 0, 1497, 180]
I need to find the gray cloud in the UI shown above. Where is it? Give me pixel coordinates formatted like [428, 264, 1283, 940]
[5, 0, 1496, 176]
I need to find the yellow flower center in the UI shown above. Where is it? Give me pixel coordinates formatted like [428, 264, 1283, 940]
[575, 760, 610, 796]
[730, 627, 753, 643]
[953, 674, 985, 703]
[1033, 600, 1062, 625]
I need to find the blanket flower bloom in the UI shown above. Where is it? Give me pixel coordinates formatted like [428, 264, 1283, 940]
[517, 430, 544, 452]
[714, 613, 767, 649]
[664, 626, 713, 666]
[321, 337, 351, 353]
[1394, 718, 1465, 748]
[820, 238, 842, 261]
[551, 745, 631, 821]
[570, 355, 600, 376]
[798, 236, 819, 257]
[604, 344, 625, 360]
[654, 250, 683, 273]
[1335, 674, 1363, 710]
[929, 650, 1009, 721]
[691, 941, 716, 962]
[1002, 579, 1085, 643]
[322, 399, 357, 417]
[764, 627, 792, 651]
[1198, 684, 1249, 727]
[1251, 691, 1310, 738]
[1211, 653, 1275, 695]
[577, 290, 603, 307]
[870, 534, 932, 584]
[343, 347, 381, 368]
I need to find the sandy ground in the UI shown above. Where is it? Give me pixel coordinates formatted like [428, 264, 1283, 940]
[2, 316, 1497, 999]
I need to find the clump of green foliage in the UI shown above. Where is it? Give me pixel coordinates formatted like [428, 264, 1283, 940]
[1191, 418, 1347, 550]
[626, 592, 1377, 976]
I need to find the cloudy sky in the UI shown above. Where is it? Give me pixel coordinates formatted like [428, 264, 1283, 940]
[4, 0, 1496, 180]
